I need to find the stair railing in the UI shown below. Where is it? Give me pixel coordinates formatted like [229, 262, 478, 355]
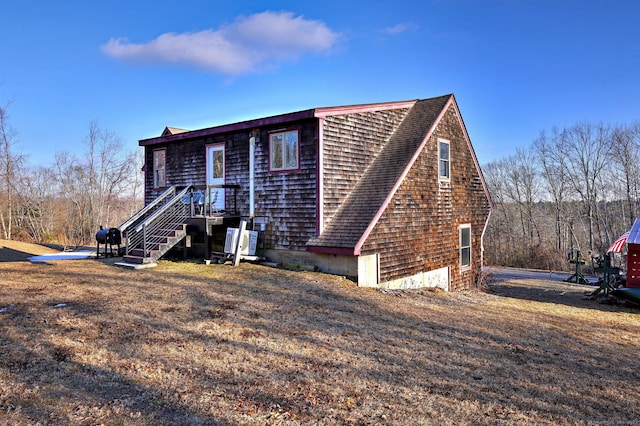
[119, 186, 178, 236]
[124, 185, 195, 258]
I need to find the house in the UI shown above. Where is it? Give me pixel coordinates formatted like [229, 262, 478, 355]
[124, 94, 492, 290]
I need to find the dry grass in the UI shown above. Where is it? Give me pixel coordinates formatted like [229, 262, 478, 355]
[0, 241, 638, 425]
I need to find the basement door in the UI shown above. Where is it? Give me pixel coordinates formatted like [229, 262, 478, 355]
[206, 144, 225, 212]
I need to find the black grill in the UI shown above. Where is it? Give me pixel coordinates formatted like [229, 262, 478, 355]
[96, 227, 122, 257]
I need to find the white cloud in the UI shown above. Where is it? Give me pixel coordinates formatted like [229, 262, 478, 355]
[383, 23, 419, 35]
[102, 11, 340, 75]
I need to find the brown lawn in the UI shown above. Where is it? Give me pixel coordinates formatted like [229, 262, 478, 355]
[0, 240, 638, 425]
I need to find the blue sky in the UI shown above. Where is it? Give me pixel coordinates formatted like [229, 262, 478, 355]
[2, 1, 639, 166]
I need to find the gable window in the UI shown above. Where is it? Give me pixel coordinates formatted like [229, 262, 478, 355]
[460, 224, 471, 269]
[153, 149, 166, 188]
[269, 130, 299, 172]
[438, 139, 450, 180]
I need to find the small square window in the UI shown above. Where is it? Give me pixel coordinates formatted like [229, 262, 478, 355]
[439, 139, 450, 180]
[270, 130, 299, 172]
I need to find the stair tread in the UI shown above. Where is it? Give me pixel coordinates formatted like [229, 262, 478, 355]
[125, 230, 187, 262]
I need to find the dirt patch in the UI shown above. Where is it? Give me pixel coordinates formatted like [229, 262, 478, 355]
[0, 258, 638, 425]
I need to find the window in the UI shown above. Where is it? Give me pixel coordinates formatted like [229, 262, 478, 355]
[213, 149, 224, 179]
[438, 139, 450, 180]
[153, 149, 166, 188]
[269, 130, 299, 171]
[460, 224, 471, 269]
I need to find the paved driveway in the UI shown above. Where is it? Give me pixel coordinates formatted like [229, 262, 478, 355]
[489, 267, 598, 285]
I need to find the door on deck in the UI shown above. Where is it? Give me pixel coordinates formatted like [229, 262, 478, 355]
[206, 144, 225, 213]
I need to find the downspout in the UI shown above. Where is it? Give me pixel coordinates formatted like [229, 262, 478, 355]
[249, 136, 255, 219]
[316, 118, 324, 234]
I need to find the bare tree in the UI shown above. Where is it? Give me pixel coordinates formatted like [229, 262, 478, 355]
[53, 121, 136, 244]
[120, 147, 145, 218]
[85, 121, 135, 228]
[533, 127, 573, 251]
[509, 147, 541, 245]
[14, 166, 57, 242]
[609, 122, 640, 230]
[483, 119, 640, 270]
[0, 101, 25, 240]
[562, 122, 612, 252]
[482, 159, 514, 266]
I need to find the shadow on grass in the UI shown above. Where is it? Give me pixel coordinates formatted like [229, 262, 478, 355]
[126, 263, 640, 422]
[0, 295, 230, 425]
[1, 260, 639, 424]
[0, 247, 36, 262]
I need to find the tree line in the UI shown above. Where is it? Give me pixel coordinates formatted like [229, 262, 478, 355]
[483, 121, 640, 271]
[3, 94, 638, 267]
[0, 102, 143, 247]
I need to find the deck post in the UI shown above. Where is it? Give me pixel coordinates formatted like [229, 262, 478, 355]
[232, 219, 247, 267]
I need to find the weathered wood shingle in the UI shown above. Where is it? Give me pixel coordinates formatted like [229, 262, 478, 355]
[308, 95, 451, 250]
[362, 103, 492, 288]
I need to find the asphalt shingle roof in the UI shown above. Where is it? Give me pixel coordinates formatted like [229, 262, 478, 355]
[308, 94, 452, 251]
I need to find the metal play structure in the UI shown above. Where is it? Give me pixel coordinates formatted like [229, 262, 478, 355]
[565, 248, 589, 284]
[590, 253, 622, 296]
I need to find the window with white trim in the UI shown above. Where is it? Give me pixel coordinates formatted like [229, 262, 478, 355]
[153, 149, 166, 188]
[438, 139, 450, 180]
[269, 130, 299, 172]
[460, 224, 471, 269]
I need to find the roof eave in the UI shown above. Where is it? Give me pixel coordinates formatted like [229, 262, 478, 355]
[139, 108, 317, 147]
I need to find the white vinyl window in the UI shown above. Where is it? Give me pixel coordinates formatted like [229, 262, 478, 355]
[153, 149, 166, 188]
[460, 224, 471, 269]
[270, 130, 299, 172]
[438, 139, 450, 180]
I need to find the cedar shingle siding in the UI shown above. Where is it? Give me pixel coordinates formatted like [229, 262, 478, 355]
[253, 120, 318, 250]
[360, 105, 491, 290]
[144, 119, 320, 251]
[139, 94, 491, 290]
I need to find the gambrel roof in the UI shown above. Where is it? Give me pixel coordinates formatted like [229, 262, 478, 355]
[307, 94, 489, 255]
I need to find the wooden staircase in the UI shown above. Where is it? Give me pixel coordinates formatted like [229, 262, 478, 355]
[119, 186, 196, 265]
[123, 222, 187, 264]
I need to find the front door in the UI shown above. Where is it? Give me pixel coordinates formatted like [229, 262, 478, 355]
[206, 144, 225, 212]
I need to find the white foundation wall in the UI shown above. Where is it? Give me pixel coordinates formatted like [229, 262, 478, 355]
[263, 249, 358, 277]
[312, 253, 358, 277]
[357, 253, 379, 287]
[263, 249, 450, 291]
[378, 266, 451, 290]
